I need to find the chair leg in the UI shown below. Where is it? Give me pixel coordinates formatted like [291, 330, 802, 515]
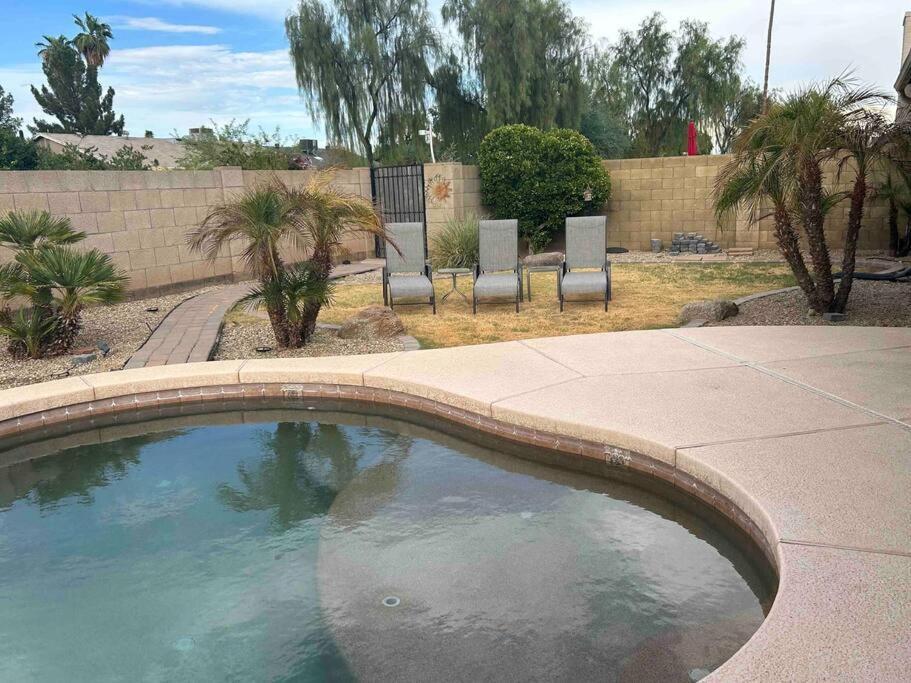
[515, 294, 519, 313]
[526, 272, 532, 301]
[472, 291, 477, 315]
[431, 293, 436, 315]
[559, 294, 564, 313]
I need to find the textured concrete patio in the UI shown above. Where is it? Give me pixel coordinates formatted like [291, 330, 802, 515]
[0, 326, 908, 680]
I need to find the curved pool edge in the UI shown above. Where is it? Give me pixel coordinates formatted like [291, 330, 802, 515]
[0, 326, 908, 681]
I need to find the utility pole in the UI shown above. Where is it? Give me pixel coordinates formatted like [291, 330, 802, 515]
[762, 0, 776, 114]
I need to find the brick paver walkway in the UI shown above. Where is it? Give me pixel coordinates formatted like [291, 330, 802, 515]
[125, 260, 382, 369]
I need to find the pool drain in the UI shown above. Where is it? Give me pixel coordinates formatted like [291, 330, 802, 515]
[382, 596, 401, 607]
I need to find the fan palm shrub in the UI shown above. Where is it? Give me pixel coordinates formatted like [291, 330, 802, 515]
[430, 214, 480, 269]
[0, 209, 86, 251]
[715, 76, 894, 314]
[190, 174, 386, 347]
[0, 210, 127, 358]
[239, 262, 334, 347]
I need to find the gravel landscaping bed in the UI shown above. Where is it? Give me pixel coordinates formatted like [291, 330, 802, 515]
[214, 317, 403, 360]
[711, 279, 911, 327]
[0, 286, 222, 390]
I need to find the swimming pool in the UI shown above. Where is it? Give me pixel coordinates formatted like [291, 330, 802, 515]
[0, 404, 774, 681]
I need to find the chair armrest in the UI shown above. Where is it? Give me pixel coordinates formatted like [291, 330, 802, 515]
[382, 266, 389, 283]
[424, 263, 432, 279]
[472, 263, 480, 283]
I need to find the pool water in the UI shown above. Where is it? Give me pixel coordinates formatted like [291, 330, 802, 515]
[0, 409, 774, 682]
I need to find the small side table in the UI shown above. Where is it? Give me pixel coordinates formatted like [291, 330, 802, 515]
[438, 267, 472, 302]
[525, 264, 563, 301]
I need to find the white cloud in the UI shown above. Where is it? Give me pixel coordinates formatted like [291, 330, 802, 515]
[131, 0, 296, 20]
[0, 44, 321, 139]
[112, 16, 222, 35]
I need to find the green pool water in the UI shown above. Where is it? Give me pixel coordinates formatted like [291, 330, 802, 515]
[0, 407, 774, 682]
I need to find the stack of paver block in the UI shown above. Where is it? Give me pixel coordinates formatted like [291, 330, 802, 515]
[668, 232, 721, 256]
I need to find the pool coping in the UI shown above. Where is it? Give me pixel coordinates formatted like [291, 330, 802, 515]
[0, 326, 908, 681]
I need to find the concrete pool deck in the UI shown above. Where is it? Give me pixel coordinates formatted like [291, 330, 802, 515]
[0, 325, 908, 680]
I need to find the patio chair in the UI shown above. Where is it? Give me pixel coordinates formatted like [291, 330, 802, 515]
[473, 219, 522, 314]
[382, 222, 435, 314]
[559, 216, 611, 312]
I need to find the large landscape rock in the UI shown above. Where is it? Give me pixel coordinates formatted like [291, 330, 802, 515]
[338, 306, 405, 340]
[678, 299, 739, 325]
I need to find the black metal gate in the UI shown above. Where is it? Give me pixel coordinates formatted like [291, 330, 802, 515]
[370, 164, 427, 257]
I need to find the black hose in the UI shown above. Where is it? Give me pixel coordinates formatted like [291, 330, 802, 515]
[832, 266, 911, 282]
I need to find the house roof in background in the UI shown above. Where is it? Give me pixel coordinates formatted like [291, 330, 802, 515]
[33, 133, 186, 169]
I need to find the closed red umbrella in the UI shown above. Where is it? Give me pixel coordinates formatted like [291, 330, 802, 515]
[687, 121, 699, 156]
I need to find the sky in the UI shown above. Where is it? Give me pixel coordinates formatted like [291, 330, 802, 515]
[0, 0, 906, 142]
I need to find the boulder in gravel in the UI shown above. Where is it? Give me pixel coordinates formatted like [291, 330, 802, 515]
[678, 299, 739, 325]
[338, 306, 405, 340]
[523, 252, 564, 267]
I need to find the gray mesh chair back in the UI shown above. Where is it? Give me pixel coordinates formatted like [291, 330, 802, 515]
[479, 219, 518, 272]
[385, 222, 426, 274]
[565, 216, 607, 269]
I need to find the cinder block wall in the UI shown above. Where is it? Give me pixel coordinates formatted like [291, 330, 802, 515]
[602, 155, 889, 251]
[0, 157, 891, 298]
[0, 167, 375, 295]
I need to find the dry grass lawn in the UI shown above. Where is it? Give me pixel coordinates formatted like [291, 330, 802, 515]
[317, 263, 795, 349]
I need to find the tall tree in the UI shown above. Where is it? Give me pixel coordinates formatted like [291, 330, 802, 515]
[597, 14, 748, 157]
[29, 15, 124, 136]
[0, 86, 38, 170]
[285, 0, 437, 167]
[715, 77, 891, 315]
[441, 0, 587, 131]
[72, 13, 112, 67]
[0, 85, 20, 131]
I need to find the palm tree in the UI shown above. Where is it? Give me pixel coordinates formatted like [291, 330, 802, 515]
[72, 13, 112, 68]
[0, 209, 86, 251]
[35, 35, 72, 65]
[239, 262, 334, 347]
[832, 113, 906, 311]
[16, 247, 127, 352]
[715, 76, 889, 314]
[283, 172, 387, 338]
[190, 174, 386, 347]
[189, 183, 303, 346]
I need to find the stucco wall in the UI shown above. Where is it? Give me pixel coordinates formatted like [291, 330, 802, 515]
[0, 167, 375, 295]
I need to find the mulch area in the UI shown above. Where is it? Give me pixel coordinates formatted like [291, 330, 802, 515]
[0, 287, 222, 390]
[711, 280, 911, 327]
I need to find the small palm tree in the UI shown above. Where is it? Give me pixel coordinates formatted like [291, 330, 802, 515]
[832, 113, 906, 311]
[715, 76, 889, 314]
[190, 174, 386, 347]
[0, 308, 57, 360]
[17, 247, 127, 352]
[283, 172, 387, 338]
[0, 210, 128, 358]
[0, 210, 86, 251]
[72, 13, 112, 68]
[239, 262, 334, 347]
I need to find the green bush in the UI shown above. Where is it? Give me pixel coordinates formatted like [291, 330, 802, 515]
[478, 124, 611, 252]
[430, 214, 479, 269]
